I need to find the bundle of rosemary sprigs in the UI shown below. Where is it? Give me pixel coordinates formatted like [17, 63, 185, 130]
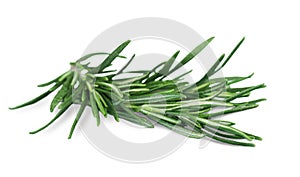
[10, 37, 266, 147]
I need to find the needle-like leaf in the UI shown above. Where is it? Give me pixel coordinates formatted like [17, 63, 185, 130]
[29, 101, 72, 134]
[165, 37, 214, 77]
[68, 99, 87, 139]
[95, 40, 131, 73]
[50, 76, 73, 112]
[89, 91, 101, 126]
[77, 52, 126, 63]
[9, 82, 63, 110]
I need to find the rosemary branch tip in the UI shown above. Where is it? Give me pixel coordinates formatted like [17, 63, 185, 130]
[10, 37, 266, 147]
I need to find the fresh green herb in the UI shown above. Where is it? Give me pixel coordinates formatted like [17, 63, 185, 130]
[10, 37, 266, 147]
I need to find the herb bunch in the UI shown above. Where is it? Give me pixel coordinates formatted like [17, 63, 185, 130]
[10, 37, 266, 147]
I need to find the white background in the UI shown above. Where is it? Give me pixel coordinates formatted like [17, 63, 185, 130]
[1, 0, 299, 176]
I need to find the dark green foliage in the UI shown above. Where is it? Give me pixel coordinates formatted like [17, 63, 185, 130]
[10, 37, 266, 147]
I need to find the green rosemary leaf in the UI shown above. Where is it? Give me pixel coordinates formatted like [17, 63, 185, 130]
[199, 103, 259, 118]
[93, 91, 107, 118]
[77, 52, 126, 63]
[238, 98, 267, 105]
[123, 88, 150, 93]
[166, 37, 214, 77]
[226, 84, 266, 102]
[147, 51, 180, 82]
[117, 54, 135, 75]
[128, 93, 184, 104]
[195, 54, 225, 86]
[159, 51, 180, 76]
[227, 73, 254, 85]
[68, 98, 87, 139]
[113, 73, 150, 85]
[96, 40, 131, 73]
[147, 114, 204, 139]
[213, 120, 235, 126]
[215, 37, 245, 73]
[89, 91, 101, 126]
[204, 127, 244, 139]
[120, 104, 154, 128]
[95, 88, 123, 101]
[29, 100, 72, 134]
[118, 83, 146, 89]
[94, 91, 108, 107]
[9, 82, 63, 110]
[70, 71, 79, 87]
[38, 70, 72, 87]
[140, 108, 181, 125]
[97, 82, 123, 98]
[172, 69, 193, 81]
[118, 111, 152, 127]
[196, 116, 252, 141]
[178, 99, 234, 108]
[122, 70, 151, 74]
[177, 115, 203, 129]
[101, 94, 119, 122]
[203, 130, 255, 147]
[50, 76, 73, 112]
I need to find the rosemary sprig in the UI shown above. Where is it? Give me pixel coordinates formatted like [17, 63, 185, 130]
[10, 37, 266, 147]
